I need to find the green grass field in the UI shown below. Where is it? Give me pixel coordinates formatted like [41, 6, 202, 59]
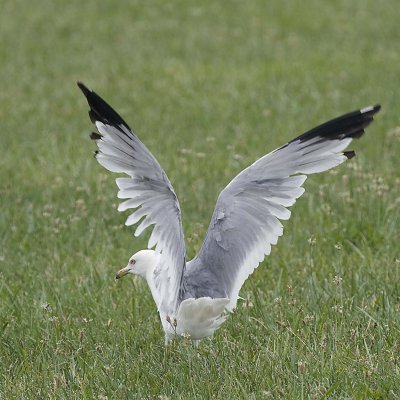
[1, 1, 399, 398]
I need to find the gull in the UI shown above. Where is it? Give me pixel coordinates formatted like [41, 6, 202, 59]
[78, 82, 380, 345]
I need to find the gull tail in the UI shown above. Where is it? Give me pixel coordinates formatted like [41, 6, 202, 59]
[175, 297, 230, 340]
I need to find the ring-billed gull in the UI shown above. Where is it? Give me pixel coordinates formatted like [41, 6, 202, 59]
[78, 82, 380, 345]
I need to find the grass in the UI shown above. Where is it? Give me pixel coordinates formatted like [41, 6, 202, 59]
[1, 0, 399, 398]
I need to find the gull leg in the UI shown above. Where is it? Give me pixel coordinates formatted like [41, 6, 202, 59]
[193, 339, 200, 348]
[165, 334, 172, 346]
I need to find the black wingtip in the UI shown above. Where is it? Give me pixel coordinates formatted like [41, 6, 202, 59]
[289, 103, 381, 145]
[77, 81, 91, 97]
[90, 131, 102, 140]
[360, 104, 381, 117]
[77, 82, 131, 132]
[344, 150, 356, 159]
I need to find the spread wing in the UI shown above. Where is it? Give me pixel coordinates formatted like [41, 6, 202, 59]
[192, 105, 381, 310]
[78, 82, 185, 315]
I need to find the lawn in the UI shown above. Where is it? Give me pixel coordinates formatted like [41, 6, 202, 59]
[1, 0, 399, 398]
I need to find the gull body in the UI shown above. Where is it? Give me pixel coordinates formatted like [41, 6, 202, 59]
[116, 250, 229, 344]
[78, 82, 380, 345]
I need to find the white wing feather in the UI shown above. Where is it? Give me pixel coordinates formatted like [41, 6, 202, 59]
[78, 83, 185, 316]
[192, 105, 380, 310]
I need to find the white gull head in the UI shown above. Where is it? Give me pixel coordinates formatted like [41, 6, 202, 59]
[116, 250, 159, 279]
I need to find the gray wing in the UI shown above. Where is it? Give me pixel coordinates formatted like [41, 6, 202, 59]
[190, 105, 380, 310]
[78, 83, 185, 315]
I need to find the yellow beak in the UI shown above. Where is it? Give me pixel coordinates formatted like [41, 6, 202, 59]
[115, 266, 131, 279]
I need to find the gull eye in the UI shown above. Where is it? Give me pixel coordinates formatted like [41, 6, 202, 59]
[129, 259, 136, 265]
